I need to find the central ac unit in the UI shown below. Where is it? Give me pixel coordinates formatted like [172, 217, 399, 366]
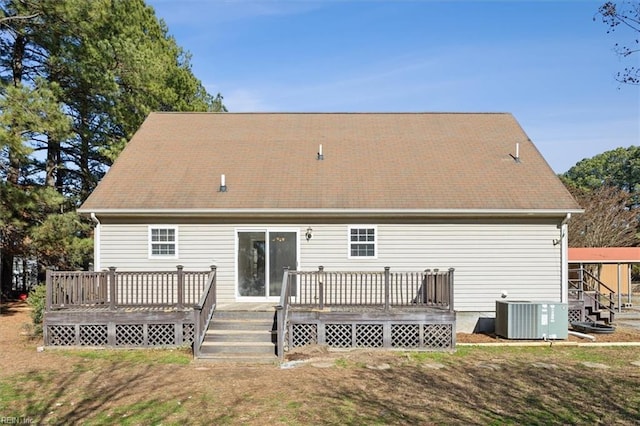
[495, 300, 568, 339]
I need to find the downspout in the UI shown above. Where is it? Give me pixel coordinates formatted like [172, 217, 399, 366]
[560, 213, 571, 304]
[90, 213, 101, 271]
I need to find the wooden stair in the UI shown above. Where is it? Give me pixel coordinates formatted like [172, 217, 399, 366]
[584, 291, 615, 324]
[585, 307, 612, 324]
[568, 268, 618, 325]
[197, 308, 277, 363]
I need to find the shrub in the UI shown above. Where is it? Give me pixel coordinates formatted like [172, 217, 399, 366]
[27, 284, 46, 336]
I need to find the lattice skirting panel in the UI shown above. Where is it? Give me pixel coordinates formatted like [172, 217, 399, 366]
[568, 309, 583, 324]
[289, 321, 454, 350]
[45, 322, 196, 348]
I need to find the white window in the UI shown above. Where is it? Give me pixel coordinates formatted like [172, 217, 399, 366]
[149, 226, 178, 258]
[348, 226, 376, 258]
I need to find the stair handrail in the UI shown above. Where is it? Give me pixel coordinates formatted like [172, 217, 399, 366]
[276, 267, 291, 362]
[193, 265, 217, 357]
[580, 267, 617, 295]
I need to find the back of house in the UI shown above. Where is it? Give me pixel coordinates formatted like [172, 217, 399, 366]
[79, 112, 581, 332]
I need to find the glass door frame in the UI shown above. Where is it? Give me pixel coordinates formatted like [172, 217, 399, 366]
[235, 227, 299, 302]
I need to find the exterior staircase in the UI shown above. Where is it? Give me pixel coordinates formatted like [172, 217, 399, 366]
[197, 306, 277, 363]
[584, 290, 615, 324]
[569, 267, 617, 325]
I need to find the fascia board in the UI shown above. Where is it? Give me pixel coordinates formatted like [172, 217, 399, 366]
[78, 207, 584, 219]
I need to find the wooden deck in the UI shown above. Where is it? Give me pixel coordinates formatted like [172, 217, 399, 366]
[44, 266, 217, 348]
[276, 267, 456, 360]
[43, 266, 457, 359]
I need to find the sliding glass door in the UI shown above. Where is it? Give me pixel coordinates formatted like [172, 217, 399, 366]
[237, 230, 297, 299]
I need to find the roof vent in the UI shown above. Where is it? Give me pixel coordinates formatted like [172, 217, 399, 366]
[317, 144, 324, 160]
[219, 174, 227, 192]
[509, 142, 521, 163]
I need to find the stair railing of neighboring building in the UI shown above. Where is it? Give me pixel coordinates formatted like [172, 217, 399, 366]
[568, 266, 616, 323]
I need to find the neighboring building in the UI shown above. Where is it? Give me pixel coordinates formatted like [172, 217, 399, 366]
[569, 247, 640, 301]
[78, 112, 581, 333]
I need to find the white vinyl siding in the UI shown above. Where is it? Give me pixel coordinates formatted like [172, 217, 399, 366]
[100, 224, 236, 303]
[98, 219, 563, 310]
[298, 222, 562, 312]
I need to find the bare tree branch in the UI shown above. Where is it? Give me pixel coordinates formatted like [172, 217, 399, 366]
[568, 185, 639, 247]
[597, 1, 640, 85]
[0, 13, 39, 25]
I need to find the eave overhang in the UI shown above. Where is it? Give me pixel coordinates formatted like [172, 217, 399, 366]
[78, 208, 584, 220]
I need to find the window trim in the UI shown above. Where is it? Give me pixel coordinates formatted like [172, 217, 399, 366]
[347, 225, 377, 259]
[148, 226, 179, 259]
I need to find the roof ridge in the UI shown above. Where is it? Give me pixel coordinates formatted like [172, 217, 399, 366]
[150, 111, 513, 115]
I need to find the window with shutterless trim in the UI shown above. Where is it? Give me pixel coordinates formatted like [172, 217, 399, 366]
[149, 226, 178, 258]
[348, 226, 376, 258]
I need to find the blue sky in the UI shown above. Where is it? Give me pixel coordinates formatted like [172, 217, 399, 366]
[147, 0, 639, 173]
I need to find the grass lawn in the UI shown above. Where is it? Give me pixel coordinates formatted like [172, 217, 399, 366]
[1, 345, 640, 425]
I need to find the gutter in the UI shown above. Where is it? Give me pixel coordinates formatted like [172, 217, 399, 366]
[77, 208, 584, 219]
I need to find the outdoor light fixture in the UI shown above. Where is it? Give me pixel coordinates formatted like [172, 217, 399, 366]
[305, 227, 313, 241]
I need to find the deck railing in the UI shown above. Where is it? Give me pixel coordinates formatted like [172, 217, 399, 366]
[46, 266, 212, 311]
[276, 266, 455, 361]
[283, 266, 454, 310]
[194, 266, 217, 356]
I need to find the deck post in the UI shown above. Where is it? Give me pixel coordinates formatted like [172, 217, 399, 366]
[193, 309, 202, 357]
[210, 265, 217, 307]
[275, 304, 284, 361]
[45, 268, 53, 313]
[176, 265, 184, 309]
[318, 266, 324, 310]
[276, 267, 289, 362]
[281, 267, 289, 305]
[433, 269, 438, 304]
[448, 268, 455, 312]
[384, 267, 391, 311]
[424, 269, 431, 305]
[108, 266, 117, 310]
